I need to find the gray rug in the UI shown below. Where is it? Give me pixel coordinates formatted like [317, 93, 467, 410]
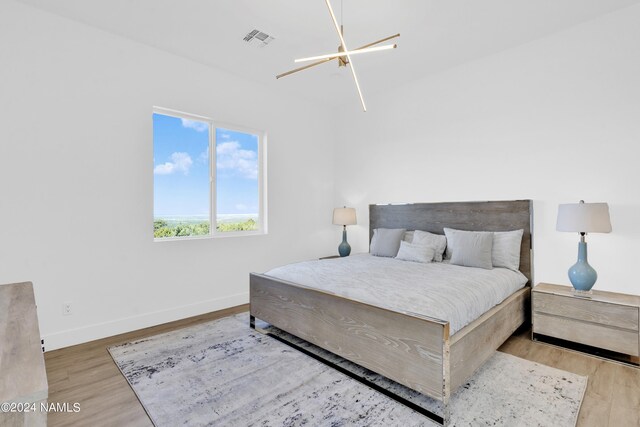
[108, 313, 586, 426]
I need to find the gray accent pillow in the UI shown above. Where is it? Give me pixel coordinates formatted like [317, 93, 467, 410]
[492, 229, 524, 271]
[395, 241, 436, 264]
[412, 230, 447, 262]
[444, 228, 494, 269]
[370, 228, 406, 257]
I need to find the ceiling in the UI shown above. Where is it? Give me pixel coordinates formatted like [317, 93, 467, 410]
[17, 0, 640, 109]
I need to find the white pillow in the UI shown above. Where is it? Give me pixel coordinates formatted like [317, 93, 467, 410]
[492, 229, 524, 271]
[444, 228, 494, 269]
[402, 230, 415, 243]
[412, 230, 447, 262]
[395, 241, 435, 264]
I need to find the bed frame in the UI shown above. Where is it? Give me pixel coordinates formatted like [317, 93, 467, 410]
[250, 200, 533, 425]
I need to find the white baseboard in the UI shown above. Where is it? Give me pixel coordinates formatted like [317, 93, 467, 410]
[43, 292, 249, 351]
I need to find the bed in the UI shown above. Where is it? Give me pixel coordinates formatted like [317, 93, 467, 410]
[249, 200, 533, 425]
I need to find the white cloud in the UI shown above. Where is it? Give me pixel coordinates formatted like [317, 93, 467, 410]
[235, 204, 248, 211]
[216, 141, 258, 179]
[199, 146, 209, 163]
[154, 152, 193, 175]
[181, 118, 208, 132]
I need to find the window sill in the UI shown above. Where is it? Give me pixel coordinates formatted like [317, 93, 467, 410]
[153, 230, 267, 242]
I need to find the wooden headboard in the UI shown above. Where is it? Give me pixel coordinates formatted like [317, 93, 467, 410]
[369, 200, 533, 285]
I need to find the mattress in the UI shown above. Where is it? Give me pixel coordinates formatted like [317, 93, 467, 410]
[265, 254, 528, 335]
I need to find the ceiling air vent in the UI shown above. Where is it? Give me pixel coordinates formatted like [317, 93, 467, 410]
[243, 29, 275, 48]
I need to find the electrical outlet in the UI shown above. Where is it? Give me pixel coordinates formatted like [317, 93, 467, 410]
[62, 302, 73, 316]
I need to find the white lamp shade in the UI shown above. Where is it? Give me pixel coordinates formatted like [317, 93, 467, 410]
[332, 207, 357, 226]
[556, 202, 612, 233]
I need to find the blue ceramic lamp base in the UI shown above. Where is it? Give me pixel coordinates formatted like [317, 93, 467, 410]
[338, 227, 351, 257]
[568, 240, 597, 296]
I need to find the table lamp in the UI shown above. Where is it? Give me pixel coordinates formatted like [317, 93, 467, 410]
[556, 200, 611, 294]
[332, 207, 357, 257]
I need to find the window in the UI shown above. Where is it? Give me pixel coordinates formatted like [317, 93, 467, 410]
[153, 108, 266, 240]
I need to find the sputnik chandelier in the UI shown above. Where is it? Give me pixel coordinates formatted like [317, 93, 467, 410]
[276, 0, 400, 112]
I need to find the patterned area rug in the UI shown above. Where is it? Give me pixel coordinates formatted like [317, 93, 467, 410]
[108, 313, 586, 426]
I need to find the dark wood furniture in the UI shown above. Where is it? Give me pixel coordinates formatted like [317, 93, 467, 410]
[250, 200, 533, 425]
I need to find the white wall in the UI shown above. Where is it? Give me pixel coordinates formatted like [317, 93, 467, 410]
[0, 1, 337, 350]
[334, 5, 640, 295]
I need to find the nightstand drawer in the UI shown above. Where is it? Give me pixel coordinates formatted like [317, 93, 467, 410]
[533, 292, 639, 331]
[534, 312, 640, 356]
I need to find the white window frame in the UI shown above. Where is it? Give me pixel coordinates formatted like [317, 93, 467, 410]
[153, 107, 267, 241]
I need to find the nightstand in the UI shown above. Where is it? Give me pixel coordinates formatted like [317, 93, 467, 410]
[532, 283, 640, 366]
[319, 255, 341, 260]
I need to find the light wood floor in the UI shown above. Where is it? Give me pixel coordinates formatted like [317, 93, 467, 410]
[45, 306, 640, 427]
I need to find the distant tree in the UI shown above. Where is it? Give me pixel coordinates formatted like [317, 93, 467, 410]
[216, 219, 258, 232]
[193, 222, 210, 235]
[154, 219, 168, 231]
[154, 227, 175, 238]
[154, 221, 212, 238]
[176, 225, 192, 237]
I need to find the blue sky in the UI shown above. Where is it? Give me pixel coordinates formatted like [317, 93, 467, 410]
[153, 113, 259, 218]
